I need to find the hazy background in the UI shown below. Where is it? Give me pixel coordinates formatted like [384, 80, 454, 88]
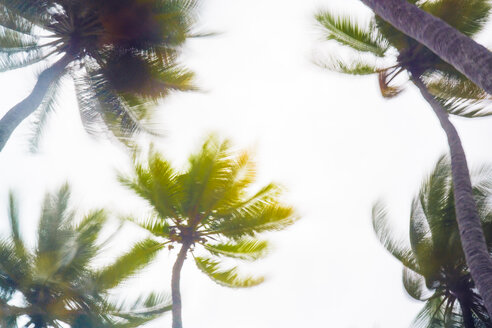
[1, 0, 492, 327]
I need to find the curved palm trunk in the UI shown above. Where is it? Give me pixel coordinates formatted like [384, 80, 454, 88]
[411, 73, 492, 317]
[359, 0, 492, 94]
[0, 55, 72, 152]
[171, 241, 192, 328]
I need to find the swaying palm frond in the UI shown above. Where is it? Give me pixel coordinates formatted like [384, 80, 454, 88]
[194, 256, 264, 288]
[315, 10, 388, 57]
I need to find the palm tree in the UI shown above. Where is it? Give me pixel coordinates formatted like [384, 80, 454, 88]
[0, 184, 170, 327]
[0, 0, 198, 151]
[315, 1, 492, 316]
[373, 155, 492, 328]
[358, 0, 492, 95]
[119, 136, 296, 328]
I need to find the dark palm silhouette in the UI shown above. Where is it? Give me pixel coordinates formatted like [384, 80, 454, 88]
[316, 0, 492, 315]
[373, 156, 492, 327]
[0, 185, 170, 327]
[0, 0, 198, 151]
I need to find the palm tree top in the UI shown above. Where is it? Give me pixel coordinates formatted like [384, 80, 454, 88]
[372, 155, 492, 327]
[120, 135, 297, 287]
[315, 0, 492, 117]
[0, 0, 199, 149]
[0, 184, 171, 327]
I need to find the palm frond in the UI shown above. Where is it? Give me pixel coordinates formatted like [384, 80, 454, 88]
[204, 238, 269, 261]
[210, 203, 295, 239]
[315, 10, 388, 57]
[421, 0, 491, 36]
[315, 55, 381, 75]
[403, 267, 431, 301]
[194, 256, 264, 288]
[0, 3, 36, 34]
[7, 191, 29, 266]
[0, 46, 45, 72]
[28, 69, 65, 153]
[424, 74, 492, 118]
[126, 214, 172, 238]
[95, 238, 163, 291]
[108, 292, 172, 328]
[372, 201, 419, 271]
[119, 150, 183, 220]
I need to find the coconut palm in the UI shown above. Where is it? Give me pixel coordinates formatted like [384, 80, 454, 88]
[119, 136, 296, 328]
[358, 0, 492, 95]
[0, 0, 198, 152]
[316, 0, 492, 316]
[0, 184, 170, 327]
[373, 155, 492, 328]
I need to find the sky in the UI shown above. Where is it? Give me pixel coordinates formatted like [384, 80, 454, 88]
[1, 0, 492, 327]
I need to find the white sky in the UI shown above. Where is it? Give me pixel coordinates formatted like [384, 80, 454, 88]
[1, 0, 492, 327]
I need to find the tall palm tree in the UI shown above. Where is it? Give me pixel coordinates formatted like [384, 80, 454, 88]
[0, 0, 198, 151]
[119, 136, 297, 328]
[373, 155, 492, 328]
[358, 0, 492, 95]
[0, 184, 170, 327]
[315, 0, 492, 316]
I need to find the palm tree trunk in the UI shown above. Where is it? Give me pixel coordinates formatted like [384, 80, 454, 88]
[457, 297, 475, 328]
[359, 0, 492, 94]
[411, 72, 492, 317]
[0, 55, 72, 152]
[171, 241, 192, 328]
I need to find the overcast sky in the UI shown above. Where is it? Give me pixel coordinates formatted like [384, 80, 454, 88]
[1, 0, 492, 327]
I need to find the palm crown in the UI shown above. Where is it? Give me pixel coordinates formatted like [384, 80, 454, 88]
[0, 0, 198, 150]
[315, 0, 492, 117]
[372, 156, 492, 327]
[119, 136, 296, 328]
[0, 185, 170, 327]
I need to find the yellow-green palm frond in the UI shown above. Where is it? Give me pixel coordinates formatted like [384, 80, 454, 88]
[372, 201, 419, 271]
[126, 214, 173, 238]
[315, 54, 382, 76]
[204, 238, 269, 261]
[315, 10, 388, 57]
[421, 0, 491, 36]
[210, 201, 295, 240]
[194, 256, 264, 288]
[119, 150, 183, 220]
[95, 238, 163, 291]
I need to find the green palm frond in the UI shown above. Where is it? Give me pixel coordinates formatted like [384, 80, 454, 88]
[372, 201, 418, 271]
[7, 191, 29, 267]
[95, 238, 163, 291]
[108, 292, 172, 328]
[126, 214, 172, 238]
[194, 256, 264, 288]
[315, 55, 381, 75]
[204, 238, 269, 261]
[421, 0, 491, 36]
[403, 267, 430, 301]
[119, 151, 183, 219]
[28, 70, 65, 152]
[425, 74, 492, 118]
[412, 295, 447, 328]
[36, 184, 74, 255]
[315, 10, 388, 57]
[0, 3, 36, 34]
[0, 46, 45, 72]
